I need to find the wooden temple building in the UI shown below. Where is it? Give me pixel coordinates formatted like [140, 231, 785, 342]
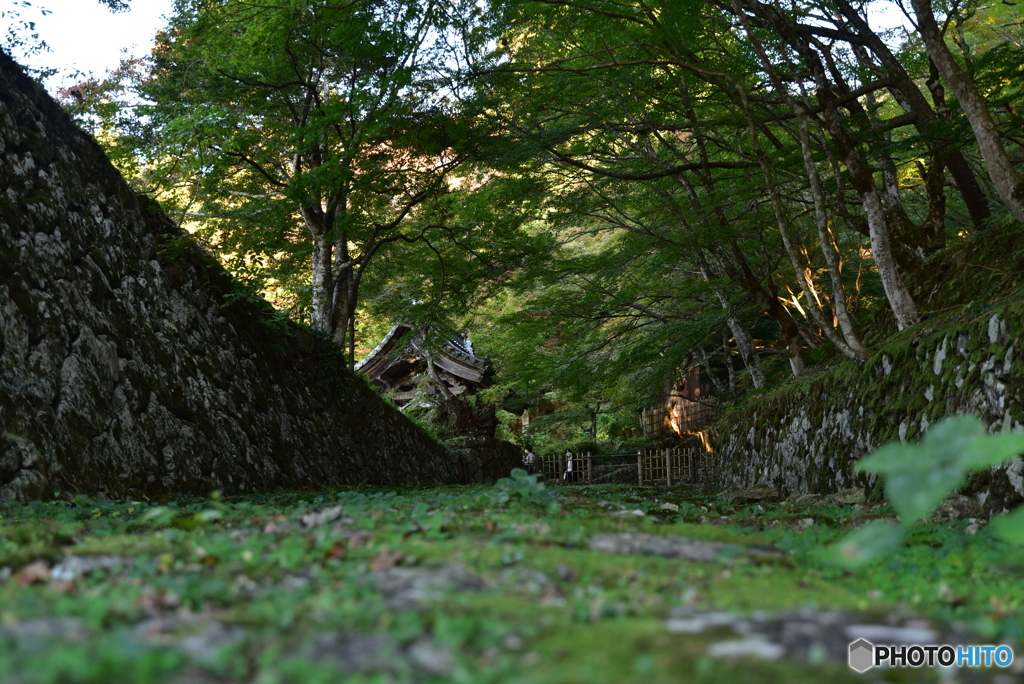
[354, 324, 495, 407]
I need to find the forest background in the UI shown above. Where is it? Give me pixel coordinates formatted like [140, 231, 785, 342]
[7, 0, 1024, 453]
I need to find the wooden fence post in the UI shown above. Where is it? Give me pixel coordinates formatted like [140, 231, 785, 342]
[558, 453, 564, 484]
[637, 451, 643, 485]
[665, 448, 672, 486]
[587, 452, 593, 484]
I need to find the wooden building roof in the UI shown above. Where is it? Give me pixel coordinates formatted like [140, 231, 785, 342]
[355, 325, 494, 403]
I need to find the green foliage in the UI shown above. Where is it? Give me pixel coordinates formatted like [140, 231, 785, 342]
[1, 482, 1022, 682]
[823, 415, 1024, 568]
[111, 0, 525, 360]
[990, 507, 1024, 544]
[859, 415, 1024, 524]
[825, 519, 905, 570]
[491, 467, 552, 506]
[51, 0, 1024, 444]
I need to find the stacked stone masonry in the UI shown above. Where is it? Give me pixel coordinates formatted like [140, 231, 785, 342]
[712, 306, 1024, 515]
[0, 51, 462, 500]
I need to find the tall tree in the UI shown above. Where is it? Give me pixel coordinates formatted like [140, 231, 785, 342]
[910, 0, 1024, 224]
[145, 0, 471, 363]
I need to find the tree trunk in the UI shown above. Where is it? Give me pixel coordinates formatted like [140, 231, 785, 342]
[911, 0, 1024, 224]
[720, 333, 737, 392]
[697, 255, 766, 387]
[831, 0, 990, 230]
[844, 39, 946, 261]
[738, 0, 919, 330]
[329, 266, 351, 350]
[733, 9, 869, 361]
[722, 305, 764, 389]
[710, 244, 806, 375]
[795, 113, 868, 359]
[675, 89, 802, 375]
[813, 66, 920, 330]
[758, 150, 868, 361]
[310, 233, 333, 334]
[697, 346, 728, 395]
[329, 228, 357, 364]
[787, 336, 805, 376]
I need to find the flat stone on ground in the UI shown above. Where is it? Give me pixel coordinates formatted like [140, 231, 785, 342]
[590, 533, 745, 561]
[370, 563, 487, 609]
[723, 484, 782, 504]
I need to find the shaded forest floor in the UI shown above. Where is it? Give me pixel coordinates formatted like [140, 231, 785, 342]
[1, 482, 1022, 683]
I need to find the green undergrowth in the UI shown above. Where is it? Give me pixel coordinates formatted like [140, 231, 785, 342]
[0, 484, 1021, 683]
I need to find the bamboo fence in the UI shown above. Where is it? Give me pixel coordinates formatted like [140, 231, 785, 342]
[537, 447, 712, 485]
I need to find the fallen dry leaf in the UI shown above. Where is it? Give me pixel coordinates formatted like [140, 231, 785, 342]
[15, 561, 51, 585]
[136, 587, 181, 614]
[346, 531, 370, 549]
[324, 541, 346, 561]
[371, 550, 405, 572]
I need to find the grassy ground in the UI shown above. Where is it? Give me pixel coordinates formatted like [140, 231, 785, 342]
[0, 480, 1022, 683]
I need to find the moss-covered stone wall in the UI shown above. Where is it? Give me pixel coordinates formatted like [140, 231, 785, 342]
[458, 439, 523, 484]
[711, 303, 1024, 515]
[0, 51, 462, 500]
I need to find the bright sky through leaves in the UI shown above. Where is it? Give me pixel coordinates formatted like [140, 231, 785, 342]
[12, 0, 174, 87]
[13, 0, 911, 91]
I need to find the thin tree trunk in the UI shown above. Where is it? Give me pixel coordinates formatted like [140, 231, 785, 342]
[721, 333, 737, 393]
[710, 244, 806, 376]
[672, 89, 803, 376]
[911, 0, 1024, 224]
[809, 25, 933, 270]
[813, 66, 921, 330]
[794, 113, 867, 358]
[348, 307, 357, 371]
[757, 148, 867, 361]
[696, 346, 728, 395]
[734, 10, 869, 361]
[721, 302, 764, 389]
[697, 254, 766, 387]
[847, 40, 944, 261]
[787, 336, 805, 376]
[330, 266, 351, 350]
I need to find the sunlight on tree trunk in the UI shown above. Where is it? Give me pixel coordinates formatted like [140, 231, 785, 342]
[912, 0, 1024, 224]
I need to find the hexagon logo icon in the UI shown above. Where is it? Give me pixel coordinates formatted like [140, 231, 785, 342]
[848, 638, 874, 672]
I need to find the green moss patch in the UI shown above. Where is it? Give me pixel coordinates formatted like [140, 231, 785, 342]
[0, 485, 1019, 683]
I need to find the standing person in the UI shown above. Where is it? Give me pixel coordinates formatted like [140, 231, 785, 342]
[563, 449, 575, 483]
[523, 447, 537, 475]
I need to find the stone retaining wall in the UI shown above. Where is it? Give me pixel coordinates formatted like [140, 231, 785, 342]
[0, 51, 460, 500]
[458, 439, 522, 484]
[710, 304, 1024, 515]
